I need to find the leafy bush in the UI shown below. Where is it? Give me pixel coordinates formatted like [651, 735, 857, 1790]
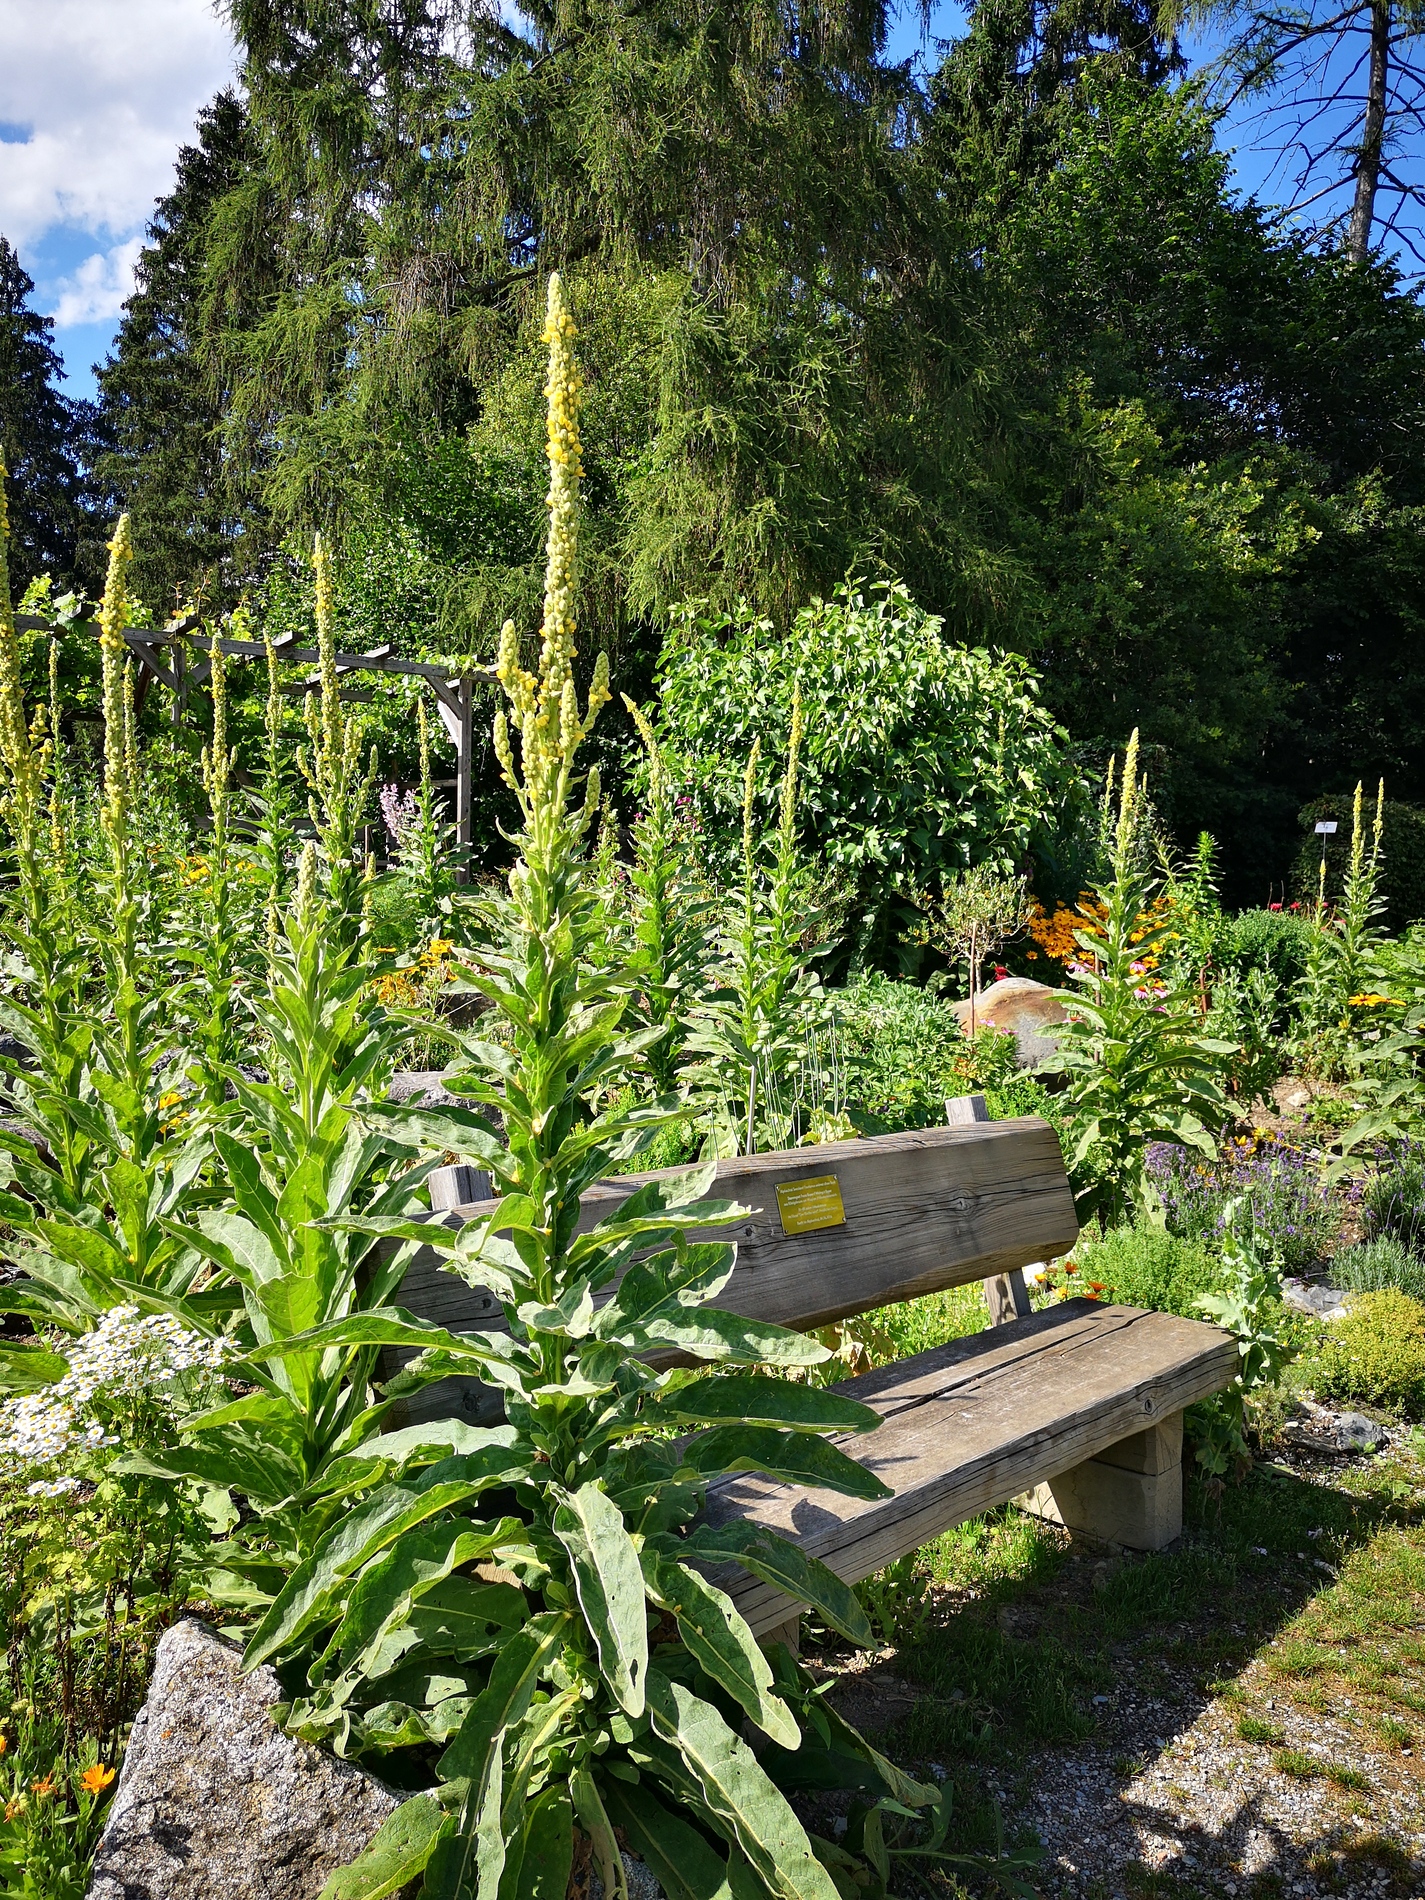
[829, 974, 1018, 1131]
[1073, 1227, 1224, 1320]
[1213, 908, 1314, 994]
[1332, 1238, 1425, 1301]
[654, 578, 1086, 968]
[1311, 1289, 1425, 1417]
[1147, 1132, 1341, 1272]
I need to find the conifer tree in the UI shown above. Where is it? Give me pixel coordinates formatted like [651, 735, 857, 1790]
[92, 93, 258, 613]
[0, 238, 84, 595]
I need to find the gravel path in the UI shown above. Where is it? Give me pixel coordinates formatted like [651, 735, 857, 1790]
[825, 1620, 1425, 1897]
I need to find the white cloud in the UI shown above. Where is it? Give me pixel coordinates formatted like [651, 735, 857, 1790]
[49, 235, 145, 324]
[0, 0, 237, 249]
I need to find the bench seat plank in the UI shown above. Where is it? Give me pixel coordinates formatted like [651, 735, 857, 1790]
[699, 1298, 1238, 1635]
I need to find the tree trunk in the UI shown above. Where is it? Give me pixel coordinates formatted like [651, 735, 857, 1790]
[1348, 0, 1391, 262]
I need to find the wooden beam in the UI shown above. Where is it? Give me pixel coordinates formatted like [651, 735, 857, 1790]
[386, 1119, 1080, 1424]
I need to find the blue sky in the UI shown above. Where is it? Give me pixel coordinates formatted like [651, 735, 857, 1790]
[1, 0, 1416, 406]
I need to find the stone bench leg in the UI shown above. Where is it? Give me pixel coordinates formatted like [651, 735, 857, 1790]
[1018, 1411, 1184, 1551]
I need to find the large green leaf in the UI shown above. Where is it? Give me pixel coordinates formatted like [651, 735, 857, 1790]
[244, 1477, 498, 1669]
[335, 1519, 524, 1668]
[358, 1101, 503, 1166]
[509, 1784, 572, 1900]
[602, 1782, 733, 1900]
[436, 1614, 570, 1784]
[656, 1376, 879, 1434]
[0, 1342, 67, 1392]
[678, 1525, 873, 1647]
[316, 1793, 449, 1900]
[429, 1617, 571, 1900]
[619, 1306, 828, 1367]
[552, 1482, 648, 1717]
[642, 1553, 797, 1749]
[681, 1427, 891, 1501]
[645, 1673, 839, 1900]
[408, 1578, 528, 1659]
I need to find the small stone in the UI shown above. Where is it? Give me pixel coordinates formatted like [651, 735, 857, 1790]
[87, 1619, 403, 1900]
[1331, 1411, 1385, 1453]
[592, 1853, 664, 1900]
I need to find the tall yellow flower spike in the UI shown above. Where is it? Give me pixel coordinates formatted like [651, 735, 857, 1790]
[0, 459, 46, 848]
[97, 515, 135, 858]
[496, 273, 610, 840]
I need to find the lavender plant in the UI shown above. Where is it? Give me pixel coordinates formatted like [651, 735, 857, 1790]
[1146, 1133, 1341, 1273]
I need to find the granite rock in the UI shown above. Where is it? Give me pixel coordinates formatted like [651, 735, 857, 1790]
[87, 1619, 403, 1900]
[948, 978, 1068, 1070]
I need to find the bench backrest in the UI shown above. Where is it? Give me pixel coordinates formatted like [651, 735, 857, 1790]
[395, 1118, 1078, 1346]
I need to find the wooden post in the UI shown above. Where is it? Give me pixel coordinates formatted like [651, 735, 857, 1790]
[946, 1093, 1033, 1325]
[433, 675, 475, 885]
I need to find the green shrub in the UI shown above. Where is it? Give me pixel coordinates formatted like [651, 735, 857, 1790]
[655, 578, 1087, 969]
[1214, 908, 1314, 993]
[1332, 1237, 1425, 1301]
[1311, 1288, 1425, 1417]
[1074, 1226, 1225, 1319]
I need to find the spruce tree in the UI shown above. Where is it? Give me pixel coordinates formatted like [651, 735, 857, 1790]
[93, 92, 259, 614]
[0, 237, 84, 595]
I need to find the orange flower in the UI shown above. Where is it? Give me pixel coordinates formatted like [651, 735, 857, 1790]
[30, 1776, 54, 1798]
[0, 1734, 7, 1755]
[81, 1763, 116, 1795]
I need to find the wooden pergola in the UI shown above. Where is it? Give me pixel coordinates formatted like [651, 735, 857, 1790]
[17, 612, 497, 865]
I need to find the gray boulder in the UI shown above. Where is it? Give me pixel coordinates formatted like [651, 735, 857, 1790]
[88, 1619, 403, 1900]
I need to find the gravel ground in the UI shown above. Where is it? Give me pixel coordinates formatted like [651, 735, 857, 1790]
[825, 1643, 1424, 1897]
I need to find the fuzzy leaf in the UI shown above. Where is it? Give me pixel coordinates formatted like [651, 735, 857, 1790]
[643, 1553, 798, 1748]
[645, 1673, 839, 1900]
[680, 1427, 891, 1501]
[602, 1782, 733, 1900]
[656, 1376, 878, 1434]
[679, 1525, 873, 1647]
[552, 1482, 648, 1716]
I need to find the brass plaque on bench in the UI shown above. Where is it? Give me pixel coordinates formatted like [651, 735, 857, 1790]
[774, 1175, 846, 1236]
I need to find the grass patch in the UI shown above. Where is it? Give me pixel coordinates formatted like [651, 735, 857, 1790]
[1326, 1762, 1371, 1790]
[1274, 1748, 1322, 1777]
[1236, 1715, 1286, 1743]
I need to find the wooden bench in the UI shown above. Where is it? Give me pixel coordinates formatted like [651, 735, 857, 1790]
[396, 1110, 1238, 1643]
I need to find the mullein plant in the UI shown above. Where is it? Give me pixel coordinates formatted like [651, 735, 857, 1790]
[688, 690, 828, 1154]
[241, 276, 946, 1900]
[251, 625, 303, 948]
[1296, 780, 1387, 1078]
[1040, 730, 1235, 1228]
[622, 695, 714, 1097]
[0, 510, 214, 1341]
[300, 535, 378, 927]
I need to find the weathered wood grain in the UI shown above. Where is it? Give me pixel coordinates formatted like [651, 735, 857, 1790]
[396, 1118, 1078, 1334]
[698, 1298, 1238, 1634]
[946, 1093, 1033, 1324]
[386, 1118, 1080, 1424]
